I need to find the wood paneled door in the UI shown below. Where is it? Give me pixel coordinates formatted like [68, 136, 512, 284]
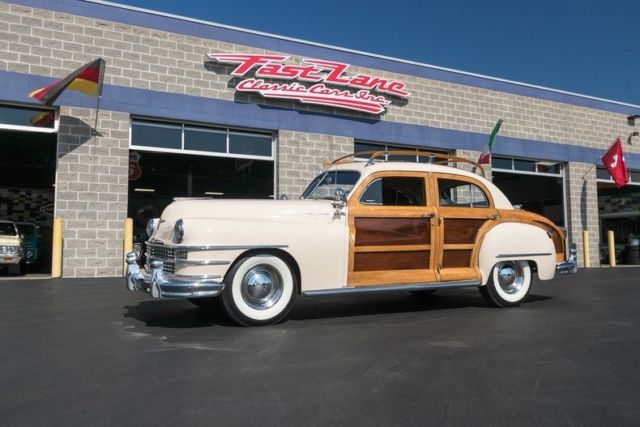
[347, 172, 438, 286]
[431, 173, 498, 282]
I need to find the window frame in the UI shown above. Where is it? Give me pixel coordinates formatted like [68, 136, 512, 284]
[358, 176, 427, 207]
[434, 174, 495, 210]
[129, 118, 275, 161]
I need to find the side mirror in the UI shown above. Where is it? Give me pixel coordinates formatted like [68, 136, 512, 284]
[334, 188, 347, 203]
[278, 194, 288, 200]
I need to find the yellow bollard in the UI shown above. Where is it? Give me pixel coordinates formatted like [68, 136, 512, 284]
[608, 230, 616, 267]
[123, 218, 133, 274]
[51, 216, 63, 278]
[583, 229, 590, 268]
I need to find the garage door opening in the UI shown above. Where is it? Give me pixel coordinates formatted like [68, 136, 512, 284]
[0, 128, 57, 276]
[491, 157, 566, 226]
[597, 167, 640, 265]
[128, 119, 276, 243]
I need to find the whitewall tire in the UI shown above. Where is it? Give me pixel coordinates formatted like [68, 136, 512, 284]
[480, 260, 532, 307]
[221, 254, 296, 326]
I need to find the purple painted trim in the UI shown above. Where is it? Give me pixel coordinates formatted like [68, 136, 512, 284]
[3, 70, 639, 170]
[5, 0, 640, 117]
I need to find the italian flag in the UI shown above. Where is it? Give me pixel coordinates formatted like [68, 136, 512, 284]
[29, 58, 105, 105]
[477, 119, 503, 165]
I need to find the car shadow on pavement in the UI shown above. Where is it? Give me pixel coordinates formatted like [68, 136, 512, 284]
[124, 300, 238, 328]
[288, 291, 552, 321]
[123, 291, 552, 327]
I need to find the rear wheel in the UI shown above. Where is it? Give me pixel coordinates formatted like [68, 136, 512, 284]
[480, 260, 531, 307]
[220, 254, 296, 326]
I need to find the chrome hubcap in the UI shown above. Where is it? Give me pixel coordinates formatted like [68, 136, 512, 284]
[497, 262, 524, 294]
[241, 264, 283, 310]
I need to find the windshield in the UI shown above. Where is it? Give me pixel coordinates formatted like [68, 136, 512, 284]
[17, 223, 36, 238]
[0, 223, 18, 236]
[301, 170, 361, 200]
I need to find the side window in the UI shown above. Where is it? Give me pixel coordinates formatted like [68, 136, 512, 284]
[438, 178, 489, 208]
[360, 177, 426, 206]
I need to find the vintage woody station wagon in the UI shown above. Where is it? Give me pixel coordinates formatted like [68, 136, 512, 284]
[126, 151, 577, 326]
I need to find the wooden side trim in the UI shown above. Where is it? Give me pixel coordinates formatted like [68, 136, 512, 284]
[442, 243, 475, 250]
[354, 244, 431, 253]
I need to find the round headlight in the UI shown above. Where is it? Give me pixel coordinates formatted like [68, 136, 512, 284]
[146, 218, 159, 239]
[173, 219, 184, 244]
[26, 249, 34, 259]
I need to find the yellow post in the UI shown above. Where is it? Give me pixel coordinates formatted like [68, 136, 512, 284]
[582, 229, 590, 268]
[608, 230, 616, 267]
[51, 216, 63, 278]
[123, 218, 134, 274]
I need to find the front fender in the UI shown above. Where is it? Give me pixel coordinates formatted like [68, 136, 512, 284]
[478, 222, 556, 284]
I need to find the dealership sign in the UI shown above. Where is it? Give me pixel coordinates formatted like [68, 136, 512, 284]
[206, 54, 410, 114]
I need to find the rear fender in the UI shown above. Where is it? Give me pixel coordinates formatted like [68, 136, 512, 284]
[478, 222, 556, 284]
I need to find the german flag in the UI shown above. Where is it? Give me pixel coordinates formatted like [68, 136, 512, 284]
[29, 58, 105, 105]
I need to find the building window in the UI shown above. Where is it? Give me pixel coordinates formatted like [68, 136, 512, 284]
[596, 167, 640, 186]
[0, 104, 58, 133]
[130, 119, 274, 159]
[354, 141, 451, 163]
[492, 156, 562, 176]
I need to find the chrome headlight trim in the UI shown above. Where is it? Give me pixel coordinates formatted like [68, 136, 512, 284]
[173, 219, 184, 244]
[146, 218, 159, 239]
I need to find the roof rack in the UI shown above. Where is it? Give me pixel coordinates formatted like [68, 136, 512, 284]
[327, 150, 485, 176]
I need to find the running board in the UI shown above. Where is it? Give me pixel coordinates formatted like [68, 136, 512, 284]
[303, 280, 482, 296]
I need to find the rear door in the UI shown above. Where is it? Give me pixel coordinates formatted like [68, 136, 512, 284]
[432, 173, 498, 281]
[347, 172, 438, 286]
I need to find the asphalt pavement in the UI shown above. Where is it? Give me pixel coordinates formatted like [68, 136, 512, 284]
[1, 268, 639, 426]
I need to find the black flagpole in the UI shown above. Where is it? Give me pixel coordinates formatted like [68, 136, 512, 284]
[93, 58, 106, 137]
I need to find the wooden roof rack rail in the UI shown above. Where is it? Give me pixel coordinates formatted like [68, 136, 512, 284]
[326, 150, 485, 176]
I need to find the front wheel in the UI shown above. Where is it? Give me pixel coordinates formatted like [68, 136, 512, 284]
[480, 260, 532, 307]
[220, 254, 297, 326]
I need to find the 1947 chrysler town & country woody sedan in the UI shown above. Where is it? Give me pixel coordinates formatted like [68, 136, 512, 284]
[126, 151, 577, 326]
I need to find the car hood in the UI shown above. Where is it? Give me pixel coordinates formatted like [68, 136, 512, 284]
[153, 198, 338, 241]
[0, 235, 21, 246]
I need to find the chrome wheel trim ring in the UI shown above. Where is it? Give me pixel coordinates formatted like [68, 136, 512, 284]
[240, 264, 283, 310]
[496, 261, 524, 295]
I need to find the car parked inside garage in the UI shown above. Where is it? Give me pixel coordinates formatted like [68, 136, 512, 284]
[126, 151, 577, 325]
[0, 220, 25, 276]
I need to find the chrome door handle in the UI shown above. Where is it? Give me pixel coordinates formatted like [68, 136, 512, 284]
[421, 212, 435, 218]
[488, 214, 499, 220]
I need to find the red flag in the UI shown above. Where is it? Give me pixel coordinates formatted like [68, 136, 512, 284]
[29, 58, 105, 105]
[601, 138, 629, 188]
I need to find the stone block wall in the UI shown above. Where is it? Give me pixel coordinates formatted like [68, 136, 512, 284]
[566, 162, 601, 267]
[277, 131, 353, 198]
[56, 107, 129, 277]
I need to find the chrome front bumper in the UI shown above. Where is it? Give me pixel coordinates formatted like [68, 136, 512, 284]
[125, 252, 224, 299]
[556, 245, 578, 274]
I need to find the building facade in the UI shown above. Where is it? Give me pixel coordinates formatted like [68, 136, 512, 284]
[1, 0, 640, 277]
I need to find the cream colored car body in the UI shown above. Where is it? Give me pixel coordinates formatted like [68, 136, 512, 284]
[146, 161, 562, 292]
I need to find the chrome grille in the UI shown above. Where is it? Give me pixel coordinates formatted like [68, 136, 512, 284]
[146, 243, 187, 274]
[0, 245, 20, 255]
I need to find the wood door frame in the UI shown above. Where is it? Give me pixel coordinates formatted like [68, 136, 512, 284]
[430, 172, 498, 281]
[347, 171, 438, 286]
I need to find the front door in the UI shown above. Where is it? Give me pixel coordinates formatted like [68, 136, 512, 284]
[347, 172, 438, 286]
[432, 173, 498, 281]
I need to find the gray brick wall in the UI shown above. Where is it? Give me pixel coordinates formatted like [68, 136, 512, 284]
[277, 131, 353, 198]
[56, 107, 129, 277]
[565, 162, 600, 267]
